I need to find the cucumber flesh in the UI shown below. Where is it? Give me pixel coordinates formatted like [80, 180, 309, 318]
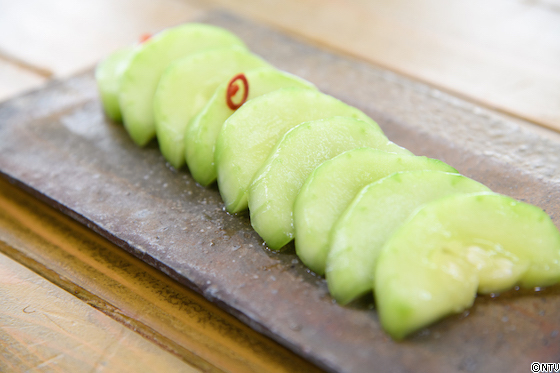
[293, 148, 457, 275]
[327, 170, 490, 304]
[215, 88, 381, 213]
[186, 68, 316, 186]
[95, 46, 135, 122]
[249, 117, 409, 250]
[119, 24, 246, 146]
[375, 192, 560, 339]
[153, 47, 270, 168]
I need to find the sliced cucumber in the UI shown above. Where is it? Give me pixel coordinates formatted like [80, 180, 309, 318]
[293, 148, 457, 275]
[186, 68, 316, 186]
[153, 47, 270, 168]
[215, 88, 381, 213]
[95, 46, 135, 122]
[249, 117, 409, 250]
[327, 170, 490, 304]
[119, 24, 246, 146]
[375, 192, 560, 339]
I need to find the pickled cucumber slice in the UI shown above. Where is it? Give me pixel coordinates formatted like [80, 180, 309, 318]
[375, 192, 560, 339]
[294, 148, 457, 275]
[249, 117, 410, 250]
[215, 88, 379, 213]
[327, 170, 490, 304]
[95, 46, 135, 121]
[186, 68, 316, 186]
[119, 24, 246, 146]
[153, 47, 270, 168]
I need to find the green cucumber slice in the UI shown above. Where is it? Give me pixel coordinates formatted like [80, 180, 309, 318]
[293, 148, 457, 275]
[95, 46, 135, 122]
[215, 88, 381, 213]
[119, 23, 246, 146]
[327, 170, 490, 304]
[248, 117, 409, 250]
[375, 192, 560, 339]
[186, 68, 316, 186]
[153, 47, 270, 168]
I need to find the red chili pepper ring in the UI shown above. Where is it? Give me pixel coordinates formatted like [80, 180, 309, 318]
[139, 33, 152, 44]
[226, 73, 249, 110]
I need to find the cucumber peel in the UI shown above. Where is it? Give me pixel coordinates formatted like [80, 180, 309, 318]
[186, 68, 316, 185]
[249, 116, 409, 250]
[293, 148, 457, 275]
[95, 46, 135, 122]
[375, 192, 560, 339]
[327, 170, 490, 304]
[215, 88, 381, 213]
[119, 23, 246, 146]
[153, 47, 270, 168]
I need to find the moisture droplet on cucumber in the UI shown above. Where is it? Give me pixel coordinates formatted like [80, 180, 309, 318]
[293, 148, 457, 275]
[119, 24, 247, 146]
[375, 192, 560, 340]
[186, 68, 317, 186]
[327, 170, 490, 305]
[249, 117, 410, 250]
[215, 88, 380, 213]
[153, 47, 270, 168]
[95, 46, 135, 122]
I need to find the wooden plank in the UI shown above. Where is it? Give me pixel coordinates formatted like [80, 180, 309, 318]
[0, 177, 323, 373]
[207, 0, 560, 131]
[0, 252, 198, 373]
[0, 58, 46, 102]
[0, 0, 204, 78]
[1, 11, 559, 373]
[2, 0, 558, 131]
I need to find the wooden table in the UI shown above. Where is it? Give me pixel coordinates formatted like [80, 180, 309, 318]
[1, 1, 559, 371]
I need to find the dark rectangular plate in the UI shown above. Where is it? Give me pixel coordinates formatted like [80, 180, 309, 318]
[1, 11, 559, 373]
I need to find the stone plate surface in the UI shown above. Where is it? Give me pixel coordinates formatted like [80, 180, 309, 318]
[1, 11, 559, 373]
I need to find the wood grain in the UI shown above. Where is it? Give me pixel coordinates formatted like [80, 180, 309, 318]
[0, 177, 322, 373]
[0, 252, 198, 373]
[206, 0, 560, 132]
[2, 0, 559, 132]
[0, 0, 203, 78]
[0, 58, 46, 102]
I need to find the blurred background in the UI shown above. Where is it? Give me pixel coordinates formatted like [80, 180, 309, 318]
[1, 0, 559, 132]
